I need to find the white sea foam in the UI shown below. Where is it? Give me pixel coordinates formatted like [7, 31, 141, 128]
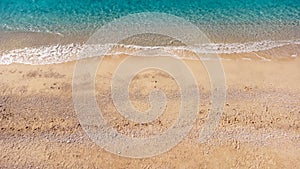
[0, 39, 299, 65]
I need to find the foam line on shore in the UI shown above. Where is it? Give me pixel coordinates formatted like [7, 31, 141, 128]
[0, 39, 299, 65]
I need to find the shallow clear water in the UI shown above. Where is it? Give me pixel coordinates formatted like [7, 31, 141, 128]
[0, 0, 300, 64]
[1, 0, 300, 42]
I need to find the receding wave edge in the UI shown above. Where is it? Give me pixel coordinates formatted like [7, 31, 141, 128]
[1, 39, 299, 65]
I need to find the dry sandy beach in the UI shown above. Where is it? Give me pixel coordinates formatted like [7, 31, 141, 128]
[0, 54, 299, 168]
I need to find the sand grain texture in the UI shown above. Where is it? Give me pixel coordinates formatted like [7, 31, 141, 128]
[0, 57, 299, 168]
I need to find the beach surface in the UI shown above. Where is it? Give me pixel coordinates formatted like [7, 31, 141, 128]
[1, 0, 300, 167]
[0, 55, 299, 168]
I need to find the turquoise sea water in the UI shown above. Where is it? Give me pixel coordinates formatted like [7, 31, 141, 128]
[1, 0, 300, 42]
[0, 0, 300, 64]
